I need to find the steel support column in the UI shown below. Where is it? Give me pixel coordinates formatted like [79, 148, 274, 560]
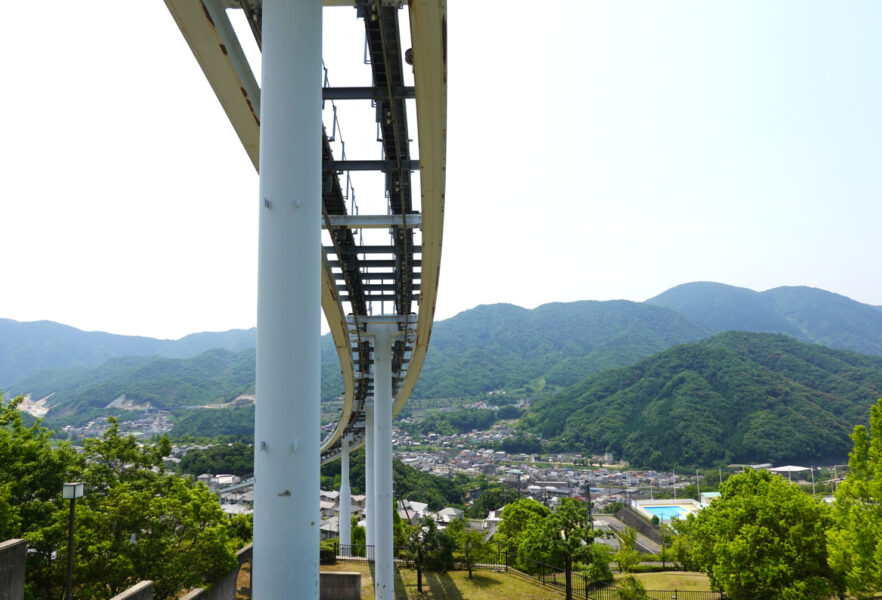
[369, 323, 397, 600]
[253, 0, 322, 598]
[339, 435, 352, 554]
[365, 401, 375, 550]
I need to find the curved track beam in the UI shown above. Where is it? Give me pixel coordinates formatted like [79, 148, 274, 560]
[164, 0, 446, 463]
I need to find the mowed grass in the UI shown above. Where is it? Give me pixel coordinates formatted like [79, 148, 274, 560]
[615, 570, 713, 591]
[321, 562, 564, 600]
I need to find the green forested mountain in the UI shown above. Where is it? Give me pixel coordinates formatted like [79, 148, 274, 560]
[5, 301, 710, 422]
[7, 343, 345, 426]
[0, 318, 256, 387]
[522, 332, 882, 468]
[413, 300, 713, 396]
[4, 329, 343, 412]
[647, 282, 882, 356]
[10, 349, 255, 421]
[6, 284, 882, 431]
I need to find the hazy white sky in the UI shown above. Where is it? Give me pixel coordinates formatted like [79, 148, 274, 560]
[2, 1, 881, 339]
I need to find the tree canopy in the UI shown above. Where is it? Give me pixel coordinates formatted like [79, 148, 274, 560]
[828, 397, 882, 598]
[673, 468, 841, 600]
[0, 394, 248, 600]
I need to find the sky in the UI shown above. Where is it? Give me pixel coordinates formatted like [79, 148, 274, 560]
[2, 1, 881, 340]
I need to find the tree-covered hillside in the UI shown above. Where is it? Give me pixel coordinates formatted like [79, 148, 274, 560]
[647, 282, 882, 356]
[6, 300, 709, 422]
[8, 284, 882, 428]
[413, 300, 712, 396]
[0, 318, 256, 387]
[7, 335, 343, 426]
[522, 332, 882, 468]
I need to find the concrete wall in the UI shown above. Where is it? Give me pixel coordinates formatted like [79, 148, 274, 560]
[615, 506, 661, 544]
[182, 543, 253, 600]
[0, 539, 26, 600]
[320, 572, 361, 600]
[109, 581, 153, 600]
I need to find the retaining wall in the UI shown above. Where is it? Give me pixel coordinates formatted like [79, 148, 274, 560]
[615, 506, 661, 544]
[320, 571, 361, 600]
[0, 539, 26, 600]
[109, 581, 153, 600]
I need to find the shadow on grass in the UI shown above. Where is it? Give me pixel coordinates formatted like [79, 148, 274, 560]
[394, 567, 409, 600]
[461, 572, 502, 589]
[423, 571, 465, 600]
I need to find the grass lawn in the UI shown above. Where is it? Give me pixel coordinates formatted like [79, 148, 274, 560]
[321, 562, 564, 600]
[615, 570, 713, 591]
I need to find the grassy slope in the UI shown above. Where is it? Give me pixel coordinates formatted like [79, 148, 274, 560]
[318, 563, 714, 599]
[615, 571, 713, 591]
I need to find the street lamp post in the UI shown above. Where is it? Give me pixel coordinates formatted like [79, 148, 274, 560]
[584, 481, 593, 528]
[63, 482, 84, 600]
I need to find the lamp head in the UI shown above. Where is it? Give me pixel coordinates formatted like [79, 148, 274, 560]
[62, 482, 84, 500]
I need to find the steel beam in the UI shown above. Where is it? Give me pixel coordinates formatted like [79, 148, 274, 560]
[324, 244, 422, 254]
[323, 214, 421, 229]
[329, 259, 421, 268]
[323, 86, 415, 100]
[324, 159, 419, 172]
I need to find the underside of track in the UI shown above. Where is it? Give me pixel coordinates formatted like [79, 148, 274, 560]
[164, 0, 446, 463]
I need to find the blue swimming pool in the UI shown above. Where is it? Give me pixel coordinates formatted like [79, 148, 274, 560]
[642, 505, 690, 520]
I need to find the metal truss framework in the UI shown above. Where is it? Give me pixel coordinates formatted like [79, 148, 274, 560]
[163, 0, 446, 463]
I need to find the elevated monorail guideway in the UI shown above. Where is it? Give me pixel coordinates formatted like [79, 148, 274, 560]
[164, 1, 445, 598]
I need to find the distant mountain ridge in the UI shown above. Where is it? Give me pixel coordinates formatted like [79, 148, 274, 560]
[413, 300, 713, 396]
[522, 331, 882, 468]
[0, 318, 255, 388]
[646, 282, 882, 356]
[4, 282, 882, 429]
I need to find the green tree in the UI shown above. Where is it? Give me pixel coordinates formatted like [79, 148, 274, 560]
[400, 516, 454, 593]
[1, 394, 80, 597]
[350, 518, 366, 557]
[828, 398, 882, 599]
[0, 395, 78, 539]
[612, 527, 640, 573]
[0, 405, 248, 600]
[178, 442, 254, 477]
[579, 543, 613, 585]
[617, 575, 650, 600]
[495, 498, 550, 556]
[682, 468, 841, 600]
[464, 484, 519, 518]
[447, 518, 490, 578]
[657, 522, 675, 569]
[519, 498, 599, 600]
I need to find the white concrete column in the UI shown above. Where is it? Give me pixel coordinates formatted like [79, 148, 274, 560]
[365, 402, 375, 550]
[339, 435, 352, 554]
[252, 1, 322, 598]
[369, 323, 396, 600]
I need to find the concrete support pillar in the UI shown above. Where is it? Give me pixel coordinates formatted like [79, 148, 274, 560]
[253, 0, 322, 598]
[339, 436, 352, 554]
[365, 402, 375, 550]
[368, 323, 396, 600]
